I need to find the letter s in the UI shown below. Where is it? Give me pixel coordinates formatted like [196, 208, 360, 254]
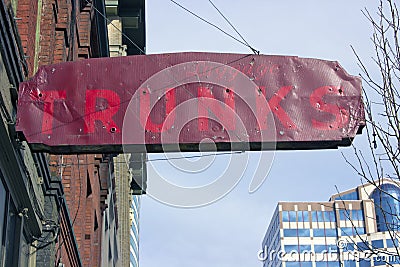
[310, 86, 348, 130]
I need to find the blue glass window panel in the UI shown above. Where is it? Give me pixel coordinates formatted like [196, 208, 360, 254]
[303, 211, 309, 222]
[330, 211, 335, 222]
[327, 244, 338, 253]
[327, 261, 339, 267]
[373, 256, 386, 266]
[386, 238, 399, 247]
[313, 229, 337, 237]
[339, 210, 349, 221]
[343, 242, 354, 252]
[301, 262, 313, 267]
[389, 255, 400, 264]
[285, 262, 300, 267]
[314, 245, 327, 253]
[298, 211, 303, 222]
[343, 260, 356, 267]
[339, 191, 359, 200]
[299, 245, 311, 253]
[316, 262, 328, 267]
[317, 211, 324, 222]
[282, 211, 289, 222]
[323, 211, 330, 222]
[289, 211, 297, 222]
[354, 227, 365, 235]
[323, 211, 332, 222]
[359, 259, 372, 267]
[341, 227, 354, 237]
[356, 242, 370, 251]
[325, 229, 337, 237]
[331, 211, 336, 221]
[284, 245, 299, 253]
[297, 229, 310, 237]
[313, 229, 325, 237]
[371, 239, 384, 248]
[312, 211, 318, 222]
[283, 229, 298, 237]
[371, 184, 400, 232]
[351, 210, 363, 221]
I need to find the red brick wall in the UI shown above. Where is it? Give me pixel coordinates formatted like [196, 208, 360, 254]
[16, 0, 95, 77]
[51, 154, 108, 267]
[15, 0, 38, 76]
[15, 0, 108, 265]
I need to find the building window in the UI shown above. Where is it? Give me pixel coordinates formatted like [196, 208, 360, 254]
[298, 211, 309, 222]
[340, 227, 365, 237]
[284, 245, 299, 253]
[313, 244, 339, 254]
[299, 245, 311, 253]
[313, 229, 337, 237]
[0, 176, 7, 265]
[282, 211, 289, 222]
[86, 170, 92, 197]
[283, 229, 310, 237]
[386, 238, 398, 247]
[289, 211, 297, 222]
[314, 245, 327, 253]
[283, 210, 310, 223]
[285, 262, 300, 267]
[284, 245, 311, 253]
[387, 256, 400, 265]
[4, 199, 22, 266]
[351, 210, 363, 221]
[371, 239, 384, 249]
[356, 241, 370, 251]
[323, 211, 335, 222]
[340, 227, 353, 237]
[316, 261, 339, 267]
[283, 229, 296, 237]
[373, 256, 388, 266]
[358, 259, 371, 267]
[370, 184, 400, 232]
[339, 210, 350, 221]
[297, 229, 310, 237]
[355, 227, 365, 235]
[338, 190, 359, 200]
[343, 260, 356, 267]
[343, 243, 354, 252]
[94, 210, 98, 231]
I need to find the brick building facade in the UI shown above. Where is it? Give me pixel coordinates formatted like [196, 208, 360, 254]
[52, 154, 114, 266]
[17, 0, 115, 264]
[0, 0, 111, 265]
[1, 0, 148, 264]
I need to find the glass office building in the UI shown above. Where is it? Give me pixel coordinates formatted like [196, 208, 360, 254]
[130, 195, 140, 267]
[261, 179, 400, 267]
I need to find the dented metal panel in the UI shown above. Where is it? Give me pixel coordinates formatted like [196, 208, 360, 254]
[16, 52, 364, 153]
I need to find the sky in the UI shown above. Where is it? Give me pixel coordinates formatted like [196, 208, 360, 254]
[139, 1, 380, 266]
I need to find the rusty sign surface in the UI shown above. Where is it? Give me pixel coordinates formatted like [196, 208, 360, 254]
[16, 52, 364, 153]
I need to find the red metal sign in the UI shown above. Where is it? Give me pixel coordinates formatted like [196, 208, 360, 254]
[16, 52, 364, 153]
